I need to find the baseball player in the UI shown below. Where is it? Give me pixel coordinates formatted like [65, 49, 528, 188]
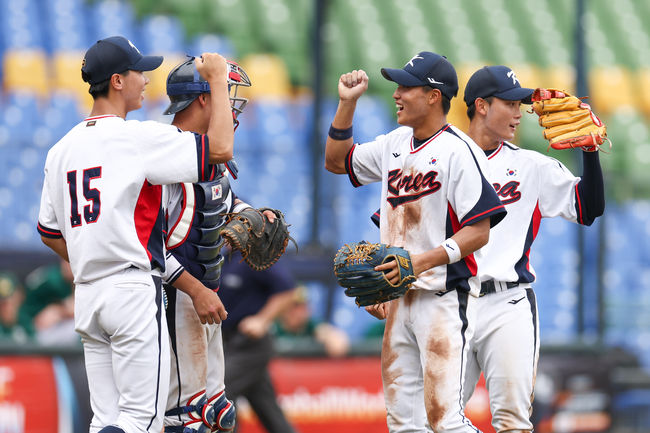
[160, 57, 276, 433]
[325, 51, 506, 433]
[37, 36, 235, 433]
[460, 66, 605, 432]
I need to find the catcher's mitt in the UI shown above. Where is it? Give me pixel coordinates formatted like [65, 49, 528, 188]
[221, 207, 296, 271]
[531, 88, 610, 152]
[333, 241, 416, 307]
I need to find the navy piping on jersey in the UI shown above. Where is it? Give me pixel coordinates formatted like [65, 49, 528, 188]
[146, 276, 164, 431]
[37, 222, 63, 238]
[526, 287, 539, 405]
[512, 202, 541, 283]
[445, 128, 507, 228]
[344, 144, 363, 187]
[164, 285, 184, 424]
[455, 290, 481, 433]
[195, 133, 211, 182]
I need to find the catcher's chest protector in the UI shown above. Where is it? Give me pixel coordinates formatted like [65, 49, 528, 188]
[169, 167, 233, 288]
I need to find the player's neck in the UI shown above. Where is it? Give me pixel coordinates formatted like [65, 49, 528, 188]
[89, 98, 127, 119]
[467, 121, 500, 151]
[412, 116, 447, 141]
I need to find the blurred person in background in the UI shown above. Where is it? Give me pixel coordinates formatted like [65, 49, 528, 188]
[0, 271, 33, 343]
[22, 259, 77, 345]
[273, 285, 349, 358]
[219, 252, 297, 433]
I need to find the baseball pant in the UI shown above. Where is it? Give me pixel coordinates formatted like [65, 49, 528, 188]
[463, 287, 539, 433]
[223, 330, 296, 433]
[382, 288, 479, 433]
[74, 268, 170, 433]
[165, 287, 227, 427]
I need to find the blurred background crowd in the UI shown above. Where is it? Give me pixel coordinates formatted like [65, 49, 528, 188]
[1, 0, 650, 430]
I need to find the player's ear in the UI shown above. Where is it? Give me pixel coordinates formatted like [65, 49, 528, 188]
[198, 93, 209, 107]
[427, 87, 442, 105]
[110, 73, 124, 91]
[475, 97, 489, 116]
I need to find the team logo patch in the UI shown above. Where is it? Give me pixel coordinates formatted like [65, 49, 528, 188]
[506, 168, 517, 177]
[211, 185, 222, 200]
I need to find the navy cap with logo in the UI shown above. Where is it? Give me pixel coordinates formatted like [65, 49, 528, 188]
[464, 65, 534, 107]
[381, 51, 459, 99]
[81, 36, 163, 85]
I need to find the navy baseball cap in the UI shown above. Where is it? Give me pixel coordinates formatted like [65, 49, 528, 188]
[464, 65, 534, 107]
[81, 36, 163, 85]
[381, 51, 459, 99]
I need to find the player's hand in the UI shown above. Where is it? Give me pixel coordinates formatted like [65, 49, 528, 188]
[338, 70, 369, 101]
[374, 258, 401, 285]
[191, 287, 228, 324]
[262, 209, 276, 224]
[238, 315, 271, 339]
[196, 53, 228, 84]
[365, 302, 390, 320]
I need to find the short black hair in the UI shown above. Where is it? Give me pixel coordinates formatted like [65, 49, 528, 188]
[87, 70, 130, 100]
[441, 95, 451, 115]
[466, 96, 494, 120]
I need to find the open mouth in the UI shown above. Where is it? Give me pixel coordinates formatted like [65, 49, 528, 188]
[396, 103, 404, 113]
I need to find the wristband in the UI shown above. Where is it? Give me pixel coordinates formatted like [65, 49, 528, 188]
[232, 201, 252, 213]
[328, 124, 353, 140]
[441, 238, 461, 264]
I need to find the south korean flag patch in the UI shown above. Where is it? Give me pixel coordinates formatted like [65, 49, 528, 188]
[211, 184, 223, 200]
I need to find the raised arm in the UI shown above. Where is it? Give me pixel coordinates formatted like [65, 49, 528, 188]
[324, 70, 369, 174]
[195, 53, 235, 164]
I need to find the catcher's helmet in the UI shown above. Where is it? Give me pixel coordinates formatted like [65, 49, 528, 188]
[164, 56, 251, 128]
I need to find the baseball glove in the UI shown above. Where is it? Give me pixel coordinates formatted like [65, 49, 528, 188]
[221, 207, 296, 271]
[531, 88, 610, 152]
[333, 241, 416, 307]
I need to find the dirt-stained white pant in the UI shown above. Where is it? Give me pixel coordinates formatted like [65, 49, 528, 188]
[382, 288, 480, 433]
[75, 268, 170, 433]
[165, 288, 226, 427]
[463, 286, 539, 433]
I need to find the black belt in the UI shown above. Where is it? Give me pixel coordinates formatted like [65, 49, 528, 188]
[480, 280, 519, 296]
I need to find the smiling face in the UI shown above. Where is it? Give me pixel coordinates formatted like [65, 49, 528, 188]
[120, 70, 149, 112]
[392, 85, 436, 130]
[482, 97, 523, 142]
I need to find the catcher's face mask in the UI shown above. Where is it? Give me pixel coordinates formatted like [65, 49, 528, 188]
[226, 61, 251, 131]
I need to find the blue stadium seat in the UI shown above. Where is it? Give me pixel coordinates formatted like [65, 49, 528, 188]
[1, 0, 44, 50]
[88, 0, 139, 46]
[190, 34, 236, 59]
[41, 0, 88, 52]
[140, 15, 185, 54]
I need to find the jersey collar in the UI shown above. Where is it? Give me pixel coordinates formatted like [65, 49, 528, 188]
[486, 141, 504, 160]
[83, 114, 121, 121]
[410, 124, 450, 154]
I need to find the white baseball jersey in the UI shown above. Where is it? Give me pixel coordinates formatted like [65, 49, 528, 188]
[346, 124, 506, 296]
[37, 115, 211, 284]
[475, 141, 581, 283]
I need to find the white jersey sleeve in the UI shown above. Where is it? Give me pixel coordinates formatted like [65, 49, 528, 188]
[537, 156, 580, 221]
[346, 128, 410, 186]
[37, 159, 62, 238]
[131, 120, 211, 185]
[447, 138, 503, 227]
